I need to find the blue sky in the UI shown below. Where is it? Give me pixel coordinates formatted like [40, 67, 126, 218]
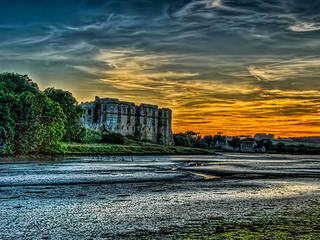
[1, 0, 320, 136]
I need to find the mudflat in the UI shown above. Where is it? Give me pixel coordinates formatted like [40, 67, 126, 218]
[0, 154, 319, 239]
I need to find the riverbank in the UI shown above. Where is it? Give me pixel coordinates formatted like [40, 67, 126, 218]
[0, 143, 215, 159]
[62, 142, 215, 156]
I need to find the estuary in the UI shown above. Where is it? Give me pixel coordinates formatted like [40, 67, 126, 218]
[0, 154, 319, 239]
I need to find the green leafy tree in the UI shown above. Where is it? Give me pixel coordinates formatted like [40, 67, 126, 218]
[44, 88, 85, 142]
[0, 90, 15, 154]
[35, 94, 66, 153]
[173, 132, 194, 147]
[0, 73, 66, 155]
[0, 72, 38, 94]
[13, 92, 40, 153]
[0, 73, 41, 154]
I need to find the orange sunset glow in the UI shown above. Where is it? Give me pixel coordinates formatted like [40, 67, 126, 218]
[64, 51, 320, 138]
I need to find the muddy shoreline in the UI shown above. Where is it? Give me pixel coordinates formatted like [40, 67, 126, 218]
[0, 154, 319, 239]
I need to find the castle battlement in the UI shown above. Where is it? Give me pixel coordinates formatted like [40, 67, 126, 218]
[81, 96, 174, 145]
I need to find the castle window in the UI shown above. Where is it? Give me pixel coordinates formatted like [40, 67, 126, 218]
[88, 109, 92, 116]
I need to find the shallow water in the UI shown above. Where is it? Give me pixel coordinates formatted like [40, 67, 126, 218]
[0, 153, 320, 239]
[1, 153, 319, 186]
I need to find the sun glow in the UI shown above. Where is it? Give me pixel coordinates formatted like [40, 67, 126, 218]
[73, 50, 320, 138]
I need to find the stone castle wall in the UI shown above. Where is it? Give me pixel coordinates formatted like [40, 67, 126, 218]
[81, 97, 174, 145]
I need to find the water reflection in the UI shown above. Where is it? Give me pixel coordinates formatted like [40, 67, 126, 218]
[0, 153, 319, 187]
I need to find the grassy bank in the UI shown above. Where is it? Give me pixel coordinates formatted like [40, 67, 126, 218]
[135, 207, 320, 240]
[62, 142, 215, 156]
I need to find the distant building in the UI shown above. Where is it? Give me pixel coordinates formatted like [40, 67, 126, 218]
[255, 145, 266, 153]
[240, 138, 257, 153]
[240, 138, 266, 153]
[215, 137, 234, 151]
[254, 133, 274, 141]
[81, 96, 174, 145]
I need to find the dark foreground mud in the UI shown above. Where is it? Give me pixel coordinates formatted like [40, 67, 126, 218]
[0, 154, 319, 239]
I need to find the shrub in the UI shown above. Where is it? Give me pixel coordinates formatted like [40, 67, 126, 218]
[81, 129, 103, 143]
[101, 131, 125, 144]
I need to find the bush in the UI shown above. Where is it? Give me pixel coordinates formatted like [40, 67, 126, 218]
[81, 129, 103, 143]
[101, 131, 125, 144]
[173, 133, 193, 147]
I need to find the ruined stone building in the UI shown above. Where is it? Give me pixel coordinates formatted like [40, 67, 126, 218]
[81, 97, 174, 145]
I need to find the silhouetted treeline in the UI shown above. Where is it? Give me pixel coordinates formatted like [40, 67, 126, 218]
[173, 132, 320, 154]
[290, 137, 320, 144]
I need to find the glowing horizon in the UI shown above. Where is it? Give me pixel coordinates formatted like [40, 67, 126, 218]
[1, 0, 320, 138]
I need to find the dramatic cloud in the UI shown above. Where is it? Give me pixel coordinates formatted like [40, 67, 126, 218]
[0, 0, 319, 136]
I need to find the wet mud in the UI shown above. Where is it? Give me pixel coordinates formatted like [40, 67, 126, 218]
[0, 153, 319, 239]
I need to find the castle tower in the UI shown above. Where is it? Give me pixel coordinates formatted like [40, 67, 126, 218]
[80, 97, 173, 145]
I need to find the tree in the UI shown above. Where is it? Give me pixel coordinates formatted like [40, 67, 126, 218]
[13, 92, 40, 153]
[213, 135, 225, 145]
[35, 94, 66, 153]
[44, 88, 85, 142]
[0, 73, 66, 154]
[261, 139, 273, 151]
[275, 142, 286, 152]
[0, 90, 15, 154]
[228, 137, 240, 150]
[0, 72, 38, 94]
[173, 133, 193, 147]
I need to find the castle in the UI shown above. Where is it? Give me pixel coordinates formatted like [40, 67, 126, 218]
[81, 97, 174, 145]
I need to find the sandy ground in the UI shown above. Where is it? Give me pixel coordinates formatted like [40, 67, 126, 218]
[0, 154, 320, 239]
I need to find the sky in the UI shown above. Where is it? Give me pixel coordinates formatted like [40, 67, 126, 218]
[1, 0, 320, 137]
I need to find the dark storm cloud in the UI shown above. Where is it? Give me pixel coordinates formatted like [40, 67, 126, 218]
[1, 1, 319, 63]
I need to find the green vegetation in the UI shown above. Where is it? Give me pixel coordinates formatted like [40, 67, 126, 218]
[62, 131, 215, 155]
[44, 87, 86, 143]
[174, 131, 210, 148]
[63, 142, 215, 156]
[101, 131, 126, 144]
[0, 73, 66, 154]
[133, 208, 320, 239]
